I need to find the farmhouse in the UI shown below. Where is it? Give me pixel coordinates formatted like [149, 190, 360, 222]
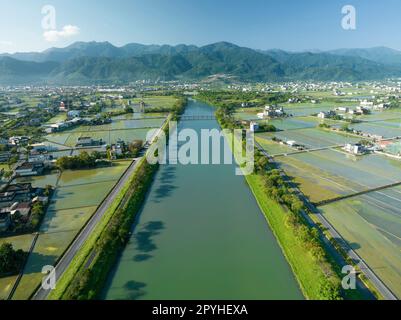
[360, 100, 374, 108]
[318, 111, 336, 119]
[249, 121, 259, 132]
[14, 162, 44, 177]
[8, 136, 29, 146]
[337, 107, 349, 113]
[10, 202, 31, 217]
[257, 105, 285, 119]
[0, 182, 49, 232]
[76, 137, 104, 147]
[344, 143, 366, 155]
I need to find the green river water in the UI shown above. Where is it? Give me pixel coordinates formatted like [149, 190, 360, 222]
[102, 100, 303, 300]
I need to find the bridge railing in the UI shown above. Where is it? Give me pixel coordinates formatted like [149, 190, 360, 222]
[177, 115, 215, 121]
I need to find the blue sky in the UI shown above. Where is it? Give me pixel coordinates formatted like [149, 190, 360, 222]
[0, 0, 401, 53]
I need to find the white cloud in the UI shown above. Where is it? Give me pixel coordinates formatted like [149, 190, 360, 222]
[43, 25, 80, 42]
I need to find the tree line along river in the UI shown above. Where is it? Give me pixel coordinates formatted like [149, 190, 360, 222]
[102, 99, 303, 300]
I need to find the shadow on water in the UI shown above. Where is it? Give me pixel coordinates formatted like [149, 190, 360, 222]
[153, 166, 178, 203]
[100, 220, 165, 298]
[123, 280, 147, 300]
[132, 221, 165, 262]
[133, 254, 152, 262]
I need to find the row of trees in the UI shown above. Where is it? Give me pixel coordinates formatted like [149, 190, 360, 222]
[214, 99, 343, 299]
[170, 96, 188, 120]
[253, 149, 342, 300]
[143, 96, 188, 118]
[197, 91, 294, 109]
[0, 243, 26, 277]
[30, 202, 46, 231]
[215, 105, 278, 133]
[60, 98, 187, 299]
[215, 105, 236, 129]
[62, 161, 158, 299]
[56, 151, 105, 170]
[257, 123, 277, 132]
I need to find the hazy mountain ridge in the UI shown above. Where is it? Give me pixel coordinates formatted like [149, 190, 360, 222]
[0, 41, 400, 85]
[328, 47, 401, 65]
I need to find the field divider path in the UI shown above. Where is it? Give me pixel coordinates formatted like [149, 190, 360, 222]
[314, 181, 401, 207]
[7, 233, 39, 300]
[272, 144, 343, 157]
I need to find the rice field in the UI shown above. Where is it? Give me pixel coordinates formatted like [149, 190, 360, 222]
[250, 98, 401, 298]
[350, 120, 401, 139]
[133, 96, 177, 109]
[255, 135, 294, 155]
[284, 102, 357, 117]
[320, 186, 401, 298]
[10, 161, 131, 300]
[0, 234, 35, 300]
[277, 150, 401, 201]
[46, 114, 67, 124]
[45, 117, 165, 149]
[258, 117, 319, 131]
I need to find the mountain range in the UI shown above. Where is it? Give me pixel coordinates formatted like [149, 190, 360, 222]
[1, 41, 401, 85]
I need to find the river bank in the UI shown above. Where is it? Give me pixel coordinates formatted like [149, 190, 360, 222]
[46, 110, 177, 300]
[102, 99, 303, 300]
[217, 103, 372, 300]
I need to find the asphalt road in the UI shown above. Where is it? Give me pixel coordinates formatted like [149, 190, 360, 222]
[255, 141, 397, 300]
[32, 158, 142, 300]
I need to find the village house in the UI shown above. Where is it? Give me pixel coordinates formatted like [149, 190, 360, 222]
[360, 100, 374, 108]
[14, 162, 44, 177]
[0, 183, 35, 208]
[318, 110, 336, 119]
[257, 105, 285, 119]
[355, 106, 370, 115]
[28, 152, 54, 164]
[249, 121, 259, 132]
[59, 101, 68, 112]
[337, 106, 349, 113]
[0, 182, 49, 232]
[8, 136, 29, 146]
[76, 137, 104, 147]
[8, 202, 31, 218]
[344, 143, 366, 155]
[30, 143, 49, 153]
[0, 192, 16, 207]
[110, 140, 125, 159]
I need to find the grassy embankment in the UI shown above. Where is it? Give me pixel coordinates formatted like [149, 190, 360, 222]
[46, 96, 187, 300]
[224, 132, 341, 299]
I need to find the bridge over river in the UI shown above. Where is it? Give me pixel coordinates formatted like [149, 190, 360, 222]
[177, 114, 216, 121]
[101, 100, 303, 300]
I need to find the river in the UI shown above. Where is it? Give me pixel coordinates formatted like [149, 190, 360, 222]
[102, 99, 303, 300]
